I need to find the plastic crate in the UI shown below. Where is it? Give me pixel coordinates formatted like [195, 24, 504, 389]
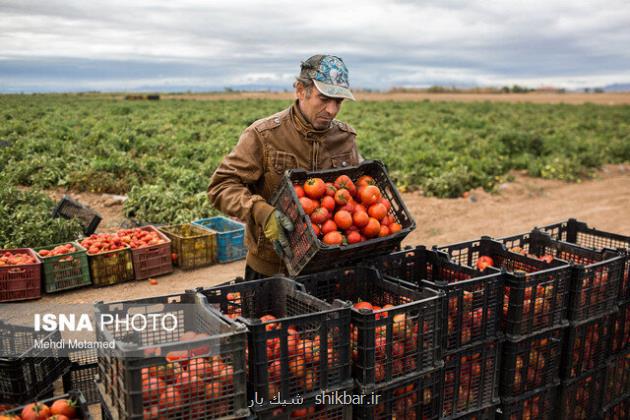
[442, 339, 501, 419]
[255, 383, 353, 419]
[437, 236, 570, 338]
[602, 349, 630, 409]
[601, 397, 629, 420]
[52, 195, 102, 235]
[370, 246, 502, 352]
[610, 300, 630, 355]
[85, 244, 134, 286]
[500, 229, 626, 322]
[557, 368, 604, 420]
[35, 241, 91, 293]
[3, 390, 92, 419]
[62, 348, 98, 405]
[0, 320, 71, 404]
[0, 248, 42, 302]
[499, 382, 558, 420]
[158, 223, 216, 270]
[354, 367, 443, 420]
[539, 218, 630, 302]
[123, 225, 174, 280]
[500, 323, 566, 397]
[94, 292, 249, 420]
[194, 276, 352, 412]
[192, 216, 247, 263]
[561, 311, 614, 379]
[451, 403, 498, 420]
[270, 160, 415, 276]
[295, 265, 444, 387]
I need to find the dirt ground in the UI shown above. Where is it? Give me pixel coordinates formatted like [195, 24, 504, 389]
[159, 91, 630, 105]
[1, 163, 625, 317]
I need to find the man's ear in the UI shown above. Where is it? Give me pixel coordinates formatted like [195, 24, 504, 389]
[295, 82, 305, 101]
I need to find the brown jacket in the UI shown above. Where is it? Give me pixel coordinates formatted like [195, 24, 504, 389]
[208, 101, 360, 276]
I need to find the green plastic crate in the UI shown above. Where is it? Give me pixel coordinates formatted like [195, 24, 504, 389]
[34, 241, 91, 293]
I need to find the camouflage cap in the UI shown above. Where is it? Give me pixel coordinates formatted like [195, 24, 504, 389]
[299, 55, 355, 101]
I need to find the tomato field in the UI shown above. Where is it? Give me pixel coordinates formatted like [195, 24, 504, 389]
[1, 94, 629, 249]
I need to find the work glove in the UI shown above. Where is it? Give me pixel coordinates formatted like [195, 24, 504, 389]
[263, 210, 294, 259]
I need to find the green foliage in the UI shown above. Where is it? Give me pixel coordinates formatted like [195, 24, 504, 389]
[0, 181, 84, 248]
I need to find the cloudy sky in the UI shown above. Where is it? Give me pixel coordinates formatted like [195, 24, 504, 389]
[1, 0, 629, 92]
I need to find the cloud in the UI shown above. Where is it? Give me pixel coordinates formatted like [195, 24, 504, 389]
[1, 0, 629, 91]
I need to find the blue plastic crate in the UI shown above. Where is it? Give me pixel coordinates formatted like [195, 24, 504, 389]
[193, 216, 247, 263]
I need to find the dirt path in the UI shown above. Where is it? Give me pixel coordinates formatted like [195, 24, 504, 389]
[1, 164, 629, 324]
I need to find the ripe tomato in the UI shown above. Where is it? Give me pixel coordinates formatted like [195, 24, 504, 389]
[334, 210, 353, 229]
[390, 223, 402, 233]
[143, 375, 166, 403]
[323, 231, 343, 245]
[187, 358, 213, 379]
[158, 386, 182, 411]
[260, 314, 279, 331]
[311, 223, 321, 236]
[353, 210, 369, 228]
[359, 185, 381, 205]
[294, 185, 305, 198]
[321, 220, 337, 235]
[334, 189, 352, 206]
[49, 415, 70, 420]
[320, 195, 335, 212]
[379, 225, 390, 237]
[21, 403, 51, 420]
[356, 175, 375, 186]
[310, 207, 329, 224]
[304, 178, 326, 199]
[368, 203, 388, 221]
[149, 278, 158, 285]
[476, 256, 494, 271]
[289, 355, 306, 378]
[50, 398, 77, 418]
[347, 231, 361, 244]
[353, 301, 373, 311]
[299, 197, 317, 215]
[362, 217, 381, 238]
[334, 175, 356, 195]
[325, 182, 337, 196]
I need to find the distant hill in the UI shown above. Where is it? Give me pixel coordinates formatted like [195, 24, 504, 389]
[603, 83, 630, 92]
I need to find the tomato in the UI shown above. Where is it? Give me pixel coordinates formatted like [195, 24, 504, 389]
[379, 225, 391, 237]
[320, 195, 336, 212]
[362, 217, 381, 238]
[287, 327, 300, 356]
[321, 219, 337, 235]
[50, 398, 78, 418]
[333, 210, 353, 229]
[334, 189, 352, 206]
[334, 175, 356, 195]
[476, 255, 494, 271]
[353, 301, 373, 311]
[540, 254, 554, 263]
[322, 231, 343, 245]
[325, 182, 337, 197]
[171, 252, 178, 263]
[21, 403, 50, 420]
[158, 386, 182, 411]
[304, 178, 326, 199]
[368, 203, 388, 221]
[356, 175, 375, 186]
[352, 210, 369, 228]
[299, 197, 317, 215]
[149, 278, 158, 285]
[347, 231, 361, 244]
[289, 355, 306, 378]
[311, 223, 320, 236]
[187, 358, 213, 379]
[359, 185, 381, 205]
[310, 207, 329, 224]
[294, 185, 305, 198]
[260, 314, 279, 331]
[176, 371, 205, 401]
[143, 376, 166, 403]
[390, 223, 402, 233]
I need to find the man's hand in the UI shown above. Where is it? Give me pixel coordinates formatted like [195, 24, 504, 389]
[263, 210, 294, 258]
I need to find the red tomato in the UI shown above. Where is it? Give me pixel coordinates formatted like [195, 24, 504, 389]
[476, 256, 494, 271]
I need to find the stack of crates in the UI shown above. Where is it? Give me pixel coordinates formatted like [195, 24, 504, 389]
[296, 265, 444, 420]
[194, 276, 354, 419]
[539, 219, 630, 419]
[369, 246, 502, 419]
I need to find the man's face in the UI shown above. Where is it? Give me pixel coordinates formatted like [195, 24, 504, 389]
[296, 83, 344, 130]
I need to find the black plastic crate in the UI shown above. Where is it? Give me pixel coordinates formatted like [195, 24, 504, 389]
[500, 323, 566, 397]
[94, 292, 249, 420]
[500, 229, 626, 322]
[52, 195, 102, 235]
[62, 348, 98, 405]
[370, 246, 502, 352]
[499, 382, 558, 420]
[295, 266, 444, 387]
[561, 311, 614, 379]
[3, 390, 92, 419]
[539, 218, 630, 303]
[610, 300, 630, 355]
[255, 383, 353, 419]
[602, 349, 630, 410]
[194, 276, 352, 413]
[270, 160, 415, 276]
[601, 397, 629, 420]
[557, 368, 604, 420]
[441, 339, 501, 419]
[354, 367, 443, 420]
[0, 320, 71, 404]
[438, 236, 570, 338]
[451, 403, 498, 420]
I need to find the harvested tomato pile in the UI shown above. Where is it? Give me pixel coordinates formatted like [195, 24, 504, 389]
[116, 228, 168, 249]
[37, 243, 77, 258]
[0, 251, 37, 266]
[78, 234, 127, 255]
[295, 175, 402, 245]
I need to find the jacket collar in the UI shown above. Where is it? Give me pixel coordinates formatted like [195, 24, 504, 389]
[290, 100, 331, 140]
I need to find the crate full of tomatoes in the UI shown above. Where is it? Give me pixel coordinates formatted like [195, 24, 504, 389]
[296, 266, 444, 387]
[438, 236, 571, 338]
[94, 291, 249, 420]
[370, 246, 503, 352]
[117, 226, 173, 280]
[539, 218, 630, 303]
[601, 349, 630, 410]
[499, 382, 558, 420]
[79, 234, 134, 286]
[271, 160, 415, 276]
[561, 311, 614, 379]
[1, 390, 91, 419]
[610, 300, 630, 355]
[0, 248, 41, 302]
[500, 229, 626, 322]
[194, 276, 352, 413]
[35, 241, 91, 293]
[557, 368, 604, 420]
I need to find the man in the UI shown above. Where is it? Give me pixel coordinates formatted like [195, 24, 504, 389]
[208, 55, 361, 279]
